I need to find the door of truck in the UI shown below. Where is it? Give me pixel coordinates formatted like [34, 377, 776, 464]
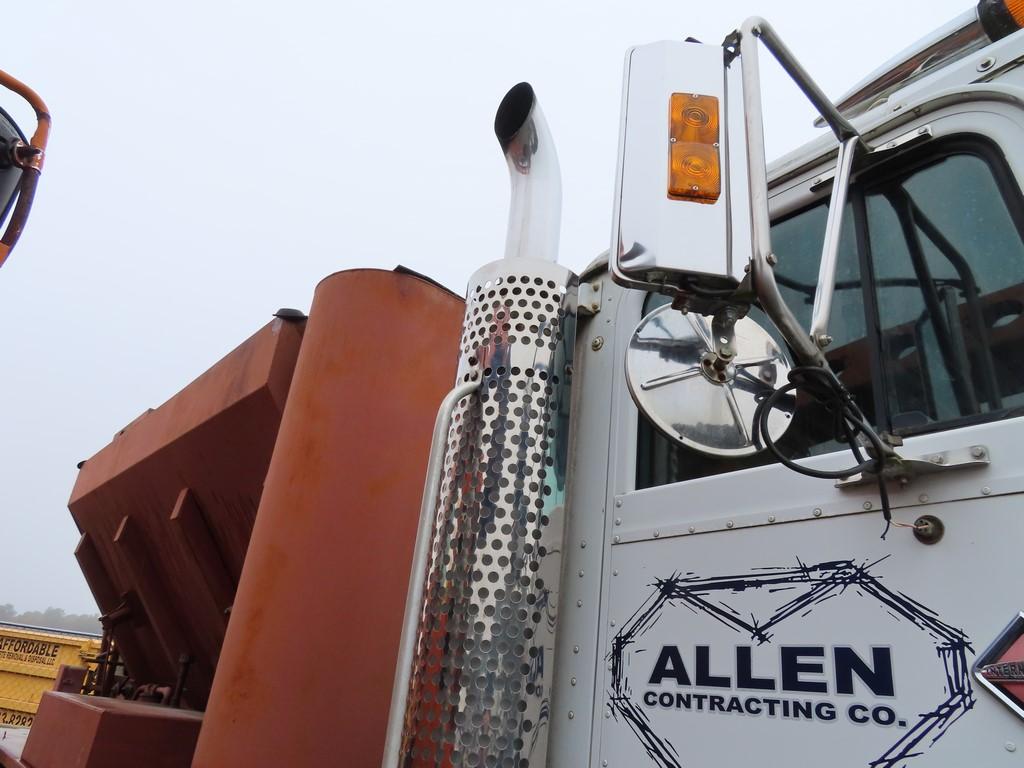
[559, 91, 1024, 767]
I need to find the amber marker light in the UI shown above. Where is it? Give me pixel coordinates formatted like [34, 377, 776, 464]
[979, 0, 1024, 40]
[668, 92, 721, 204]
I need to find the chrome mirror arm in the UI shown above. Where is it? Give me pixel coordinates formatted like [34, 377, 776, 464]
[735, 18, 863, 146]
[729, 17, 868, 368]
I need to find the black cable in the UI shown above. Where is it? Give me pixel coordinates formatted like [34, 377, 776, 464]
[753, 366, 895, 539]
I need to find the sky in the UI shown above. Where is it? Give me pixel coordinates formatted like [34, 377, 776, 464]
[0, 0, 972, 614]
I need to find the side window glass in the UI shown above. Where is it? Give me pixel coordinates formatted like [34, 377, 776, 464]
[866, 152, 1024, 430]
[636, 140, 1024, 492]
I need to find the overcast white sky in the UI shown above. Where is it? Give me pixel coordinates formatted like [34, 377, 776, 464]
[0, 0, 971, 615]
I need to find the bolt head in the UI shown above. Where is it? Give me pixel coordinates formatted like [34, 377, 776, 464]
[919, 494, 930, 503]
[571, 676, 577, 686]
[863, 501, 873, 510]
[971, 446, 986, 459]
[653, 530, 660, 538]
[568, 711, 575, 719]
[591, 336, 605, 351]
[768, 515, 776, 523]
[982, 486, 992, 496]
[688, 526, 695, 533]
[613, 535, 621, 544]
[813, 508, 823, 517]
[726, 520, 734, 529]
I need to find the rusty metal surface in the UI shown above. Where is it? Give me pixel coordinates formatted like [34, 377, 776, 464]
[67, 317, 305, 709]
[20, 692, 201, 768]
[192, 269, 464, 768]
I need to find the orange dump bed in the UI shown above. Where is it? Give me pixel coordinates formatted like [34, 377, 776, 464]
[68, 314, 306, 709]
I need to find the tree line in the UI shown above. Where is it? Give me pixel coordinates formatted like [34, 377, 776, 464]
[0, 604, 101, 634]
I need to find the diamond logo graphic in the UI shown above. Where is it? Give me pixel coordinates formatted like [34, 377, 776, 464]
[974, 612, 1024, 718]
[609, 557, 974, 768]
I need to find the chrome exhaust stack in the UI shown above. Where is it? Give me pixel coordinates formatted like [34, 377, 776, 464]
[384, 82, 577, 768]
[495, 82, 562, 264]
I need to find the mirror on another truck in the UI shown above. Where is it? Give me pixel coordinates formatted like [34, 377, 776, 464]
[0, 68, 49, 270]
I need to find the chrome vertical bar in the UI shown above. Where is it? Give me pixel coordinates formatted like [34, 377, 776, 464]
[736, 18, 828, 368]
[382, 376, 480, 768]
[809, 136, 859, 345]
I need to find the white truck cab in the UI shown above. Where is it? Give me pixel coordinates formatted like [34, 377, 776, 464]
[385, 4, 1024, 767]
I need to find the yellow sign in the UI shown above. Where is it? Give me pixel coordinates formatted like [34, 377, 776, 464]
[0, 707, 33, 727]
[0, 637, 60, 668]
[0, 624, 100, 723]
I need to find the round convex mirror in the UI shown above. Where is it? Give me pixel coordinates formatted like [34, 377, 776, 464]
[626, 304, 795, 457]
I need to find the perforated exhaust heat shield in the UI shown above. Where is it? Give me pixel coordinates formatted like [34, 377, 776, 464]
[399, 256, 577, 767]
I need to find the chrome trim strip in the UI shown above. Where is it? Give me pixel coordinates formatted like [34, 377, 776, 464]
[810, 136, 859, 345]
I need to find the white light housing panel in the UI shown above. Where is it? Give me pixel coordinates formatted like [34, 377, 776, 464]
[610, 41, 753, 297]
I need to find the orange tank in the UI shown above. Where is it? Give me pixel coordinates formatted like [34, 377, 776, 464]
[192, 269, 464, 767]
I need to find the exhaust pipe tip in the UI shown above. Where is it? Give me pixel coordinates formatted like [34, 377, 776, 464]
[494, 82, 536, 152]
[493, 81, 560, 263]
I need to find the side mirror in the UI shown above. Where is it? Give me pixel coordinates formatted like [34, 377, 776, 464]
[0, 68, 49, 269]
[611, 22, 868, 457]
[611, 22, 871, 369]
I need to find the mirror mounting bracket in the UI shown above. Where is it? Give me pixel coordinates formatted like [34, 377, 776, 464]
[10, 140, 43, 171]
[836, 444, 991, 489]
